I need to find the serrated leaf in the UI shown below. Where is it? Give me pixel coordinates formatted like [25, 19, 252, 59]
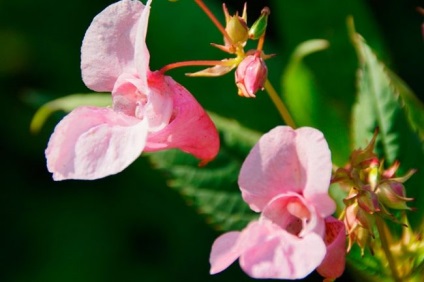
[386, 70, 424, 141]
[282, 39, 350, 166]
[349, 19, 424, 230]
[30, 93, 111, 133]
[148, 113, 260, 231]
[348, 19, 424, 281]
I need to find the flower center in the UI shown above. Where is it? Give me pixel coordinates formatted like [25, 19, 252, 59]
[285, 201, 311, 236]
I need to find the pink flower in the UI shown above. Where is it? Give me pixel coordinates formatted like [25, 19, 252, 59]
[45, 0, 219, 180]
[210, 126, 345, 279]
[235, 53, 268, 98]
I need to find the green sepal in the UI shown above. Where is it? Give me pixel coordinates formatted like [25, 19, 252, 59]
[30, 93, 111, 133]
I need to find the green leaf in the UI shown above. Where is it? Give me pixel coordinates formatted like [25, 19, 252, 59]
[148, 113, 260, 231]
[30, 93, 111, 133]
[282, 39, 350, 165]
[349, 18, 424, 230]
[386, 70, 424, 141]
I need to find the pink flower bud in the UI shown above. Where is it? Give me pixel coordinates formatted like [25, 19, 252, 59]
[235, 54, 268, 98]
[376, 181, 414, 210]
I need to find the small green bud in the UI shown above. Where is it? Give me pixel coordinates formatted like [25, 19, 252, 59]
[248, 7, 270, 40]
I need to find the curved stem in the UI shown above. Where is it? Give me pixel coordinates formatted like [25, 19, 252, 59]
[264, 79, 296, 128]
[159, 60, 227, 74]
[375, 216, 402, 282]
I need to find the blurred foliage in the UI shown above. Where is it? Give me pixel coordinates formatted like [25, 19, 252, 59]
[148, 113, 261, 232]
[1, 0, 423, 282]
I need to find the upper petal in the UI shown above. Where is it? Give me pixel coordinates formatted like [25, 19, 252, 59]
[144, 72, 219, 163]
[295, 127, 335, 216]
[134, 0, 152, 80]
[46, 106, 148, 180]
[81, 0, 150, 92]
[238, 126, 334, 214]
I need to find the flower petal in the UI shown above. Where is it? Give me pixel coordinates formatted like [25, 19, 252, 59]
[317, 216, 346, 279]
[238, 126, 301, 211]
[81, 0, 149, 91]
[134, 0, 152, 82]
[210, 220, 283, 275]
[144, 72, 219, 163]
[46, 106, 148, 180]
[209, 231, 241, 275]
[295, 127, 335, 216]
[239, 126, 334, 214]
[239, 220, 327, 279]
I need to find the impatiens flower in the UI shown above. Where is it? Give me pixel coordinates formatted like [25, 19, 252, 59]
[45, 0, 219, 180]
[210, 126, 345, 279]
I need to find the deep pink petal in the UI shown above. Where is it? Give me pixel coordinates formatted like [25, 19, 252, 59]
[317, 217, 346, 279]
[238, 126, 334, 214]
[144, 72, 219, 163]
[239, 220, 327, 279]
[81, 0, 150, 91]
[46, 106, 148, 180]
[209, 232, 241, 274]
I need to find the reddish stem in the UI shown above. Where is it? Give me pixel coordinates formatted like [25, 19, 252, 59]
[159, 60, 227, 74]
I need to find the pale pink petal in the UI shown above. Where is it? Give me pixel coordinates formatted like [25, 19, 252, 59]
[134, 0, 152, 81]
[295, 127, 335, 216]
[144, 72, 219, 163]
[46, 106, 148, 180]
[238, 126, 301, 211]
[209, 232, 241, 274]
[239, 126, 334, 214]
[81, 0, 148, 91]
[210, 220, 284, 275]
[317, 217, 346, 279]
[239, 220, 327, 279]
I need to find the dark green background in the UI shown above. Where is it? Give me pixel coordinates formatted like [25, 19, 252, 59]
[0, 0, 422, 281]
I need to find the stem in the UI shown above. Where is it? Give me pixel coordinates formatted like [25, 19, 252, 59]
[159, 60, 226, 74]
[257, 34, 265, 52]
[375, 216, 402, 282]
[195, 0, 233, 45]
[264, 79, 296, 128]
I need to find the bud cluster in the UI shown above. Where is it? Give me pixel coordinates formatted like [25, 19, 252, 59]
[188, 2, 272, 98]
[332, 132, 416, 254]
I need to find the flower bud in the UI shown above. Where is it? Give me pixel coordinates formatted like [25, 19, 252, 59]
[248, 7, 270, 40]
[376, 181, 414, 210]
[223, 3, 249, 46]
[225, 16, 249, 45]
[235, 54, 268, 98]
[356, 187, 380, 214]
